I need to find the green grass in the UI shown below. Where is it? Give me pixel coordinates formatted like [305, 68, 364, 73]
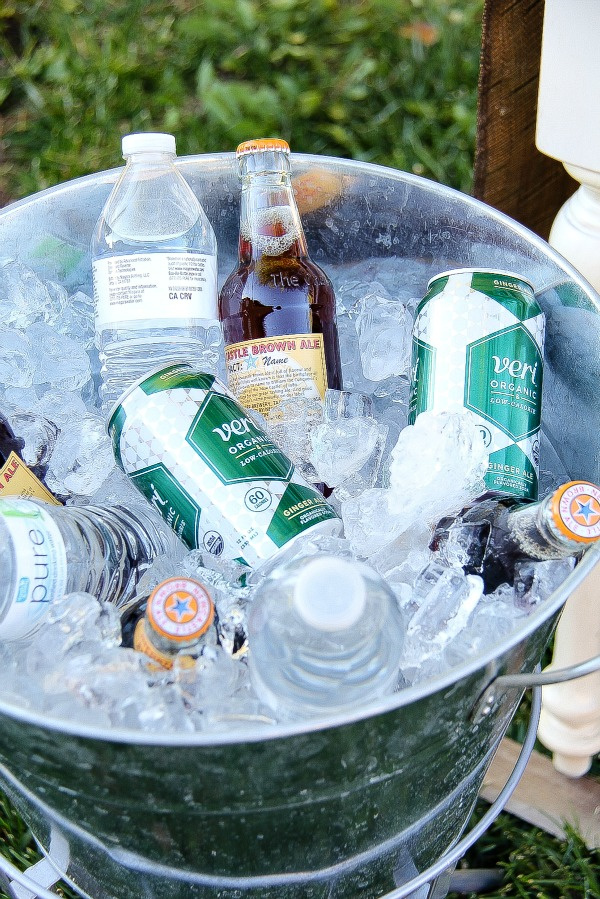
[450, 812, 600, 899]
[1, 1, 599, 896]
[0, 0, 483, 202]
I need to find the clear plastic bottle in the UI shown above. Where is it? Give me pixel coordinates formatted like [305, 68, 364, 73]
[0, 497, 176, 641]
[91, 132, 219, 411]
[248, 554, 404, 719]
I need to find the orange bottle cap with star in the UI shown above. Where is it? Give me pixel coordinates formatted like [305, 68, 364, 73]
[147, 576, 214, 644]
[550, 481, 600, 544]
[236, 138, 290, 157]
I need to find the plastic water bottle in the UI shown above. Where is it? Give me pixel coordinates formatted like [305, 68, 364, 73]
[91, 132, 219, 410]
[248, 554, 404, 719]
[0, 497, 177, 641]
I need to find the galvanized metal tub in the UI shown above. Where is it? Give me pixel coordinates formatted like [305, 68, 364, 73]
[0, 154, 599, 899]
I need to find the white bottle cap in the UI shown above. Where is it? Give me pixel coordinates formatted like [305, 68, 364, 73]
[121, 132, 177, 157]
[292, 556, 367, 632]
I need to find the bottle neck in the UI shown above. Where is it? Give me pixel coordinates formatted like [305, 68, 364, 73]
[504, 491, 585, 559]
[124, 151, 177, 168]
[238, 170, 308, 262]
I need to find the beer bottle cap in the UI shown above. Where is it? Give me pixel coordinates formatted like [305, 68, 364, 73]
[236, 138, 290, 157]
[146, 577, 215, 644]
[550, 481, 600, 544]
[293, 556, 366, 631]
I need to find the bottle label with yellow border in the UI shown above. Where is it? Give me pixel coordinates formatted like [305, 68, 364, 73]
[0, 452, 59, 505]
[224, 333, 327, 417]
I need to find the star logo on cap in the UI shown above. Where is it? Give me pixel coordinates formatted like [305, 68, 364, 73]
[165, 592, 198, 623]
[571, 494, 600, 528]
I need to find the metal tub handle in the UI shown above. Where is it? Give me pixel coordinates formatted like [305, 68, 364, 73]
[470, 653, 600, 726]
[485, 653, 600, 689]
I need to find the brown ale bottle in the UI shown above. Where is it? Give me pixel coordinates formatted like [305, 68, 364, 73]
[219, 139, 342, 419]
[430, 480, 600, 593]
[0, 411, 58, 504]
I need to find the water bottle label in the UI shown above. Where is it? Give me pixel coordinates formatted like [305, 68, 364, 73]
[0, 499, 67, 640]
[93, 252, 218, 327]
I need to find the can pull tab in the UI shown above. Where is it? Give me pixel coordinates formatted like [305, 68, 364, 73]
[470, 653, 600, 724]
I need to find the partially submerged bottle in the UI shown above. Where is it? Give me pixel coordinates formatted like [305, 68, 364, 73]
[219, 138, 342, 420]
[91, 132, 218, 410]
[0, 410, 58, 505]
[248, 554, 404, 719]
[0, 497, 175, 641]
[121, 576, 216, 669]
[430, 480, 600, 593]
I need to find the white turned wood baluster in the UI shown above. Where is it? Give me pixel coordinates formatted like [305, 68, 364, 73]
[534, 0, 600, 777]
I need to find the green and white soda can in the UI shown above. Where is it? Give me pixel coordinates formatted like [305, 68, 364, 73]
[108, 363, 341, 569]
[409, 269, 545, 500]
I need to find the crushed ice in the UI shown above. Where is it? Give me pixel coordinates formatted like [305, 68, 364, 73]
[0, 257, 575, 732]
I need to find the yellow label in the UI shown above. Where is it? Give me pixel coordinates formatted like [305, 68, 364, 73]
[224, 333, 328, 417]
[0, 452, 59, 505]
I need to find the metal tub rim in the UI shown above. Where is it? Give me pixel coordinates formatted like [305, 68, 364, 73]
[1, 152, 598, 747]
[0, 546, 596, 747]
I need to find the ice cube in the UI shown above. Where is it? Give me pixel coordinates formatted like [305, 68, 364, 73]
[513, 558, 575, 611]
[25, 592, 121, 677]
[33, 389, 88, 429]
[173, 644, 243, 717]
[341, 488, 401, 558]
[2, 386, 39, 410]
[51, 290, 95, 348]
[264, 395, 323, 481]
[389, 410, 488, 518]
[0, 327, 35, 388]
[355, 292, 412, 382]
[47, 412, 115, 497]
[0, 260, 55, 328]
[335, 278, 390, 317]
[336, 315, 378, 394]
[27, 322, 91, 391]
[400, 563, 484, 665]
[444, 585, 528, 667]
[309, 390, 386, 488]
[7, 410, 58, 468]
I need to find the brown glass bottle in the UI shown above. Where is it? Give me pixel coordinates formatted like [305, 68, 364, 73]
[430, 480, 600, 593]
[219, 139, 342, 419]
[0, 411, 58, 504]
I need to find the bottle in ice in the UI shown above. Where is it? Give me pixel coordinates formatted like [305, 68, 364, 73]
[430, 480, 600, 594]
[219, 138, 342, 420]
[0, 410, 58, 505]
[91, 131, 219, 411]
[248, 554, 404, 719]
[0, 497, 176, 641]
[120, 576, 216, 669]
